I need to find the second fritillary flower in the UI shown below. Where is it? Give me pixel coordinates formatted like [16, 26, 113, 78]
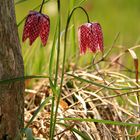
[78, 22, 104, 54]
[22, 11, 50, 46]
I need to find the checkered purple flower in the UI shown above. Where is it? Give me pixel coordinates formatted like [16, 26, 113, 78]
[78, 22, 103, 54]
[22, 11, 50, 46]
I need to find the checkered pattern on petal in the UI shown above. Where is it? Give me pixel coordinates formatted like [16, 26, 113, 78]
[22, 11, 50, 46]
[91, 23, 103, 52]
[22, 11, 36, 42]
[28, 13, 40, 45]
[78, 24, 91, 54]
[39, 15, 50, 46]
[78, 22, 104, 54]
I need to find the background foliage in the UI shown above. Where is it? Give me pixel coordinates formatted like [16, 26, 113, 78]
[15, 0, 140, 75]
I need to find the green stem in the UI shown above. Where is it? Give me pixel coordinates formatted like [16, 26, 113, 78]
[50, 0, 61, 139]
[39, 0, 45, 13]
[49, 16, 59, 140]
[49, 93, 55, 138]
[18, 0, 50, 27]
[54, 0, 61, 87]
[51, 6, 90, 139]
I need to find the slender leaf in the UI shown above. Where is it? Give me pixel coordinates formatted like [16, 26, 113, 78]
[60, 118, 140, 127]
[78, 0, 88, 6]
[49, 22, 58, 78]
[58, 123, 92, 140]
[68, 73, 138, 90]
[0, 75, 48, 84]
[24, 96, 51, 130]
[24, 128, 34, 140]
[15, 0, 28, 5]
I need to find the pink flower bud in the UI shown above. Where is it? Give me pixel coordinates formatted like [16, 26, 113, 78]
[78, 22, 103, 54]
[22, 11, 50, 46]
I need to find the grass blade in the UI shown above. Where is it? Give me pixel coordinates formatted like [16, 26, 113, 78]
[24, 128, 34, 140]
[78, 0, 88, 6]
[49, 22, 58, 78]
[0, 75, 49, 84]
[68, 73, 138, 90]
[15, 0, 28, 5]
[60, 118, 140, 127]
[128, 49, 140, 116]
[58, 123, 92, 140]
[24, 96, 52, 130]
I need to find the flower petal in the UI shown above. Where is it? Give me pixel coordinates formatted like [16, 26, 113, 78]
[28, 13, 40, 45]
[22, 12, 36, 42]
[90, 23, 104, 52]
[78, 24, 91, 54]
[78, 22, 104, 54]
[22, 11, 41, 45]
[39, 15, 50, 46]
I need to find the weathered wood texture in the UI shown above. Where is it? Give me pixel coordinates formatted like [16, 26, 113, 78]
[0, 0, 24, 140]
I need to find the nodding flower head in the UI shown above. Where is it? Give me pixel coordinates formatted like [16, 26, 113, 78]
[78, 22, 104, 54]
[22, 11, 50, 46]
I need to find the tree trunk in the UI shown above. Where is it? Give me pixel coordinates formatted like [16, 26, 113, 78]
[0, 0, 24, 140]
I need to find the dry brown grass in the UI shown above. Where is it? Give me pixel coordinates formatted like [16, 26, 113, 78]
[24, 45, 140, 140]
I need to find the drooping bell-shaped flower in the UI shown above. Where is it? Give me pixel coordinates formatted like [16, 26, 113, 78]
[78, 22, 103, 54]
[22, 11, 50, 46]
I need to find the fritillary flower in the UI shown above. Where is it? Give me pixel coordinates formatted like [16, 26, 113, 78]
[22, 11, 50, 46]
[78, 22, 103, 54]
